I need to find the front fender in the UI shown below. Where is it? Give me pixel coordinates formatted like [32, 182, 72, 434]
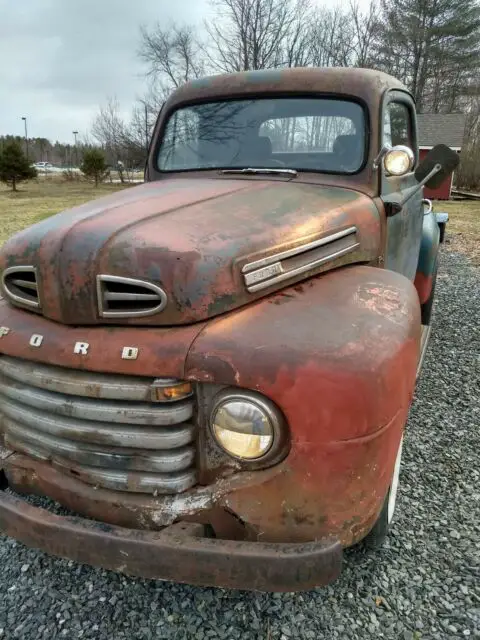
[414, 210, 440, 304]
[186, 266, 421, 545]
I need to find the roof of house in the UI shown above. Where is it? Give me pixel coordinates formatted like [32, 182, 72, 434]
[417, 113, 466, 149]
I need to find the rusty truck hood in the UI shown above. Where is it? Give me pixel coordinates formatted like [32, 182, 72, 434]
[0, 178, 381, 325]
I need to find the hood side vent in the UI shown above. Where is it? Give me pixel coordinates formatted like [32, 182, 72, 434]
[2, 266, 40, 310]
[243, 227, 359, 293]
[97, 275, 168, 318]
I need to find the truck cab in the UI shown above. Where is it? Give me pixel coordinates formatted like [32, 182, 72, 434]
[0, 68, 457, 591]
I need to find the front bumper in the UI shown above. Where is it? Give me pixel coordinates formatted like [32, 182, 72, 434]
[0, 482, 342, 592]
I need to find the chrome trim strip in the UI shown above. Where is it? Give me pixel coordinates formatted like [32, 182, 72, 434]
[244, 262, 284, 287]
[4, 421, 195, 473]
[1, 399, 195, 450]
[247, 243, 360, 293]
[50, 462, 197, 494]
[9, 279, 37, 291]
[242, 227, 357, 274]
[96, 275, 168, 318]
[2, 266, 40, 310]
[0, 379, 193, 426]
[0, 356, 160, 401]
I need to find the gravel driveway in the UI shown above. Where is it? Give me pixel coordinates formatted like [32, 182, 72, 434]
[0, 248, 478, 640]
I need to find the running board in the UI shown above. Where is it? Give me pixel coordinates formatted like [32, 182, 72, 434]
[416, 325, 432, 378]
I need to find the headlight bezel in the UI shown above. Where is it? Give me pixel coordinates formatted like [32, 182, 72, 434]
[209, 388, 288, 465]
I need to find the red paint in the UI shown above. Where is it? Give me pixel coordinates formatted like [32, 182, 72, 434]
[0, 180, 381, 326]
[0, 300, 206, 378]
[186, 266, 421, 545]
[414, 271, 434, 305]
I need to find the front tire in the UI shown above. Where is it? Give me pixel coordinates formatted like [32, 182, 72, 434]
[420, 262, 438, 326]
[363, 436, 404, 549]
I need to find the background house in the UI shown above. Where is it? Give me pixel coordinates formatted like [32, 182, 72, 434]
[417, 114, 466, 200]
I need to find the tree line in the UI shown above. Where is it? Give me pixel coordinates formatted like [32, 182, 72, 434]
[6, 0, 480, 187]
[90, 0, 480, 187]
[0, 135, 91, 168]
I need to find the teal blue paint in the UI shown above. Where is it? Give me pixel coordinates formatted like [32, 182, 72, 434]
[417, 211, 440, 276]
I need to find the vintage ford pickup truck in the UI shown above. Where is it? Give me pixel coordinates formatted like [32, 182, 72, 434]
[0, 68, 458, 591]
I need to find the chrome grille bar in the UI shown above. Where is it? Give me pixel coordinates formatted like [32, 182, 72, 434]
[0, 356, 197, 494]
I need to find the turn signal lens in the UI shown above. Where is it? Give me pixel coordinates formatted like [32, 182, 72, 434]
[151, 380, 192, 402]
[211, 399, 274, 459]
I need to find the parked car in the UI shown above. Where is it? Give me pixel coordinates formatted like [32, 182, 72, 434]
[0, 68, 458, 591]
[33, 161, 54, 171]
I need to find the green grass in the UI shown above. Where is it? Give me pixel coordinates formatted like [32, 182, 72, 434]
[0, 179, 132, 246]
[437, 200, 480, 265]
[1, 180, 478, 264]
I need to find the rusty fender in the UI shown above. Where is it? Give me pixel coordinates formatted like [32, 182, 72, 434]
[185, 265, 422, 546]
[414, 209, 440, 304]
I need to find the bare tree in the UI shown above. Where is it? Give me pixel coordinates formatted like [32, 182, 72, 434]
[91, 97, 127, 164]
[138, 23, 204, 89]
[279, 0, 314, 68]
[92, 97, 147, 175]
[309, 6, 354, 68]
[349, 0, 379, 67]
[205, 0, 311, 72]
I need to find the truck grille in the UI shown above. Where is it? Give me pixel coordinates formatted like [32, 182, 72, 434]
[2, 266, 40, 310]
[0, 356, 197, 494]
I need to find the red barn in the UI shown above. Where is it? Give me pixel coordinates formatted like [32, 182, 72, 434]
[417, 113, 466, 200]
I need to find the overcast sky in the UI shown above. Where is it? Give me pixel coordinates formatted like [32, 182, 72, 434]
[0, 0, 358, 145]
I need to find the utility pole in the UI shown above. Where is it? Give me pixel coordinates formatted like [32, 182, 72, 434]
[21, 117, 29, 161]
[73, 131, 79, 167]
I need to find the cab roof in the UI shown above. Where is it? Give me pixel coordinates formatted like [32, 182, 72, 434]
[164, 67, 410, 110]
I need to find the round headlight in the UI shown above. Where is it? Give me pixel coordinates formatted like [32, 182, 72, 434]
[211, 396, 276, 460]
[384, 146, 415, 176]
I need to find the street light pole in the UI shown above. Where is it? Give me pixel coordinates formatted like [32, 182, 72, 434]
[21, 117, 29, 161]
[73, 131, 79, 167]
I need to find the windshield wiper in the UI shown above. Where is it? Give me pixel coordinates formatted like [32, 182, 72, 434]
[220, 167, 298, 177]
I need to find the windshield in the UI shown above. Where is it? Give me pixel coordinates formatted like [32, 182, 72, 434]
[157, 97, 366, 175]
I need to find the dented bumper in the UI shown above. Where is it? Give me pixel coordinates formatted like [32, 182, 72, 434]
[0, 266, 423, 589]
[0, 469, 341, 592]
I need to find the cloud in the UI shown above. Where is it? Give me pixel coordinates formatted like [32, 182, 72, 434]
[0, 0, 207, 143]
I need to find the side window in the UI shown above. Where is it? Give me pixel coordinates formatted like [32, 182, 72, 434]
[384, 102, 413, 148]
[158, 108, 199, 170]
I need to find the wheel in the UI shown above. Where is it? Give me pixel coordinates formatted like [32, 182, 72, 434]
[363, 436, 404, 549]
[420, 261, 438, 326]
[438, 222, 446, 243]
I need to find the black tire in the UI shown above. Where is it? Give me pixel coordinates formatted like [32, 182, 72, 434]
[421, 261, 438, 326]
[363, 436, 404, 550]
[438, 222, 446, 243]
[363, 490, 390, 549]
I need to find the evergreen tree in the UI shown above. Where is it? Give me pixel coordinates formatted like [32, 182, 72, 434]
[374, 0, 480, 113]
[0, 140, 37, 191]
[80, 148, 109, 186]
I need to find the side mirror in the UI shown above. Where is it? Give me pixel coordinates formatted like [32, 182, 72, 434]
[415, 144, 460, 189]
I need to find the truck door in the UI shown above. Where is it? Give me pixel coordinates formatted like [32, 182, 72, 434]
[382, 93, 423, 281]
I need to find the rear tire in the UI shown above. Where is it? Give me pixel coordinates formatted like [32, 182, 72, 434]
[363, 437, 404, 550]
[420, 262, 438, 326]
[438, 222, 446, 243]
